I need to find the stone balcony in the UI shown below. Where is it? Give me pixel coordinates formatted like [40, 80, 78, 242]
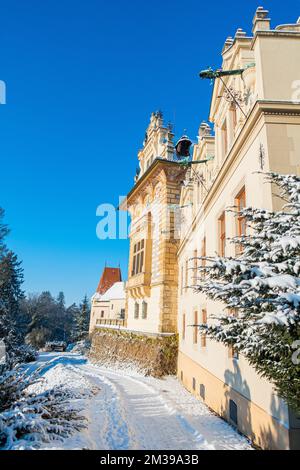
[126, 271, 151, 298]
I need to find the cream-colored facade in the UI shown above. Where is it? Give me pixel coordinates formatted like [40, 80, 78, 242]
[121, 8, 300, 449]
[178, 8, 300, 450]
[121, 111, 186, 334]
[89, 281, 126, 333]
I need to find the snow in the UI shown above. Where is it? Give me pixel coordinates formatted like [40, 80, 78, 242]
[279, 236, 300, 253]
[95, 324, 174, 336]
[22, 352, 252, 450]
[92, 281, 125, 301]
[241, 273, 300, 290]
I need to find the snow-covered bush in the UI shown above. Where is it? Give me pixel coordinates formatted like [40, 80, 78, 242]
[195, 173, 300, 411]
[0, 366, 86, 449]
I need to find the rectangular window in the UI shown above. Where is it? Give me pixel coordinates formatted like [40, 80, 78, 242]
[219, 212, 226, 257]
[131, 240, 145, 276]
[222, 119, 228, 156]
[192, 377, 196, 391]
[200, 384, 205, 400]
[229, 399, 238, 426]
[193, 311, 198, 344]
[197, 181, 200, 205]
[201, 237, 206, 279]
[201, 309, 207, 347]
[142, 301, 147, 319]
[228, 346, 239, 360]
[182, 313, 186, 340]
[180, 265, 184, 295]
[235, 187, 246, 254]
[185, 259, 188, 290]
[193, 249, 198, 285]
[231, 104, 237, 131]
[134, 302, 139, 319]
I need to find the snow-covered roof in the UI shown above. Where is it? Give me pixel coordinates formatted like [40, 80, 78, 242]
[92, 281, 125, 302]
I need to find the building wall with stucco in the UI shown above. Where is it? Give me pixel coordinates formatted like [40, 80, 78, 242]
[118, 8, 300, 449]
[177, 8, 300, 449]
[121, 112, 187, 334]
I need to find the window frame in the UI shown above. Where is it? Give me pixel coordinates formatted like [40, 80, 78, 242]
[222, 118, 228, 157]
[201, 236, 206, 279]
[235, 186, 246, 254]
[134, 302, 139, 319]
[219, 212, 226, 257]
[201, 308, 207, 347]
[142, 301, 147, 319]
[131, 239, 145, 276]
[185, 259, 188, 290]
[182, 313, 186, 341]
[193, 249, 198, 285]
[193, 310, 198, 344]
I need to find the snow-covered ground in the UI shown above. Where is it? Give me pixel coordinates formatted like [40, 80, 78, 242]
[27, 353, 252, 450]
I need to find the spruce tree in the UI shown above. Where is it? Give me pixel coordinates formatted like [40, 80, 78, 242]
[0, 208, 35, 366]
[194, 173, 300, 412]
[74, 295, 90, 341]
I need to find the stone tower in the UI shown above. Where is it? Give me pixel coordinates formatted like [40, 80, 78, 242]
[120, 112, 187, 333]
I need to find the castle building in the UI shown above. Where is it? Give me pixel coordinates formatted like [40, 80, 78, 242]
[119, 8, 300, 449]
[177, 8, 300, 450]
[89, 266, 125, 332]
[120, 111, 187, 333]
[96, 266, 122, 295]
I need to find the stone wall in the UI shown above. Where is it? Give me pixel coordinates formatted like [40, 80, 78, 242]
[89, 327, 178, 377]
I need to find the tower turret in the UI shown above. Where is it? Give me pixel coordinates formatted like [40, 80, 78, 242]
[136, 111, 175, 180]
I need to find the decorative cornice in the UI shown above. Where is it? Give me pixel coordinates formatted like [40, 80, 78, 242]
[178, 100, 300, 255]
[120, 158, 187, 209]
[251, 29, 300, 49]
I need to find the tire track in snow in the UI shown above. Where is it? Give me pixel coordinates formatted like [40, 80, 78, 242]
[84, 365, 214, 450]
[69, 364, 137, 450]
[35, 354, 252, 450]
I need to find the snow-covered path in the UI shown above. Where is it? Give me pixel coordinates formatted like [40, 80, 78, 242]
[29, 353, 252, 450]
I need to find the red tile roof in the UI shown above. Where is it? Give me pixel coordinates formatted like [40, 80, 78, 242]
[96, 267, 122, 295]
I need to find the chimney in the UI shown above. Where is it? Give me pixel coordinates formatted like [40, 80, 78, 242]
[235, 28, 247, 39]
[198, 122, 211, 139]
[222, 36, 234, 53]
[252, 6, 271, 34]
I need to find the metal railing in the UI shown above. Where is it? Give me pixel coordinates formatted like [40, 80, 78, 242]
[96, 318, 125, 328]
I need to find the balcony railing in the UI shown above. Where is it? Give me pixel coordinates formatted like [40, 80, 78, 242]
[96, 318, 125, 328]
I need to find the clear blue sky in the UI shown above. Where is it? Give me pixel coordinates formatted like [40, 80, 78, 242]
[0, 0, 298, 305]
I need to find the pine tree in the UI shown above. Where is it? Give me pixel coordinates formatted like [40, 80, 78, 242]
[0, 251, 24, 318]
[194, 173, 300, 412]
[67, 303, 80, 343]
[0, 208, 9, 257]
[74, 295, 90, 341]
[0, 209, 34, 366]
[56, 291, 65, 310]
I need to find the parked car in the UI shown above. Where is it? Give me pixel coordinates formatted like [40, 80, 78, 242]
[44, 341, 67, 352]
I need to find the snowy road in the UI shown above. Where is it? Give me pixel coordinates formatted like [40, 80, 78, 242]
[29, 353, 252, 450]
